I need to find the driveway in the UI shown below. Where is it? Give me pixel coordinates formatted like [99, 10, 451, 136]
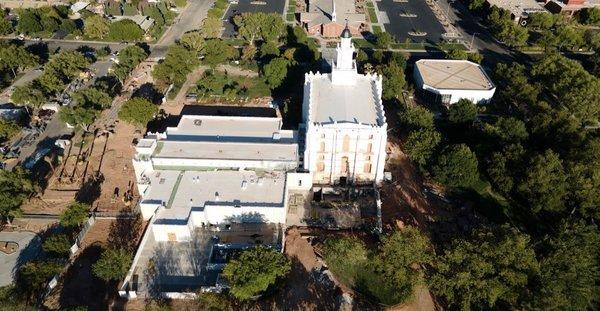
[221, 0, 286, 38]
[377, 0, 446, 43]
[0, 231, 42, 286]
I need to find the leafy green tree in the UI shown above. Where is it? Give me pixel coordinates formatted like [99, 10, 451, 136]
[580, 7, 600, 25]
[241, 44, 257, 61]
[59, 105, 97, 129]
[113, 45, 148, 82]
[59, 202, 89, 228]
[152, 43, 199, 87]
[92, 248, 132, 281]
[430, 225, 539, 311]
[403, 129, 441, 167]
[260, 41, 280, 58]
[399, 105, 434, 131]
[202, 39, 237, 67]
[195, 70, 234, 96]
[40, 15, 59, 33]
[196, 293, 231, 311]
[0, 169, 33, 224]
[555, 25, 585, 51]
[448, 99, 477, 125]
[486, 144, 525, 194]
[179, 31, 205, 53]
[16, 260, 61, 300]
[11, 85, 45, 108]
[263, 57, 288, 89]
[322, 237, 368, 286]
[517, 150, 568, 214]
[0, 285, 35, 310]
[468, 0, 486, 11]
[566, 138, 600, 220]
[527, 12, 554, 30]
[375, 31, 393, 48]
[38, 50, 89, 95]
[42, 234, 71, 257]
[379, 62, 406, 100]
[494, 63, 539, 110]
[118, 97, 158, 126]
[527, 221, 599, 310]
[73, 88, 112, 110]
[223, 247, 291, 300]
[233, 12, 284, 44]
[483, 117, 528, 143]
[108, 19, 144, 41]
[84, 15, 110, 39]
[487, 6, 528, 47]
[0, 120, 20, 142]
[432, 144, 479, 188]
[16, 9, 42, 35]
[201, 17, 223, 38]
[0, 10, 14, 35]
[445, 47, 468, 60]
[360, 227, 432, 305]
[0, 44, 38, 78]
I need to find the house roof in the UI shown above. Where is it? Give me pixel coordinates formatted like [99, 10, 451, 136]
[415, 59, 495, 91]
[300, 0, 365, 28]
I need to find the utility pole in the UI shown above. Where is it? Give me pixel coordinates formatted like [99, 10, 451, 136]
[470, 32, 479, 51]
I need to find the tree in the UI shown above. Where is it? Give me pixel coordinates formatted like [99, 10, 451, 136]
[259, 41, 280, 58]
[0, 11, 14, 35]
[59, 105, 98, 129]
[432, 144, 479, 188]
[40, 15, 59, 33]
[517, 150, 567, 214]
[360, 227, 432, 305]
[196, 293, 231, 311]
[399, 105, 434, 131]
[202, 39, 237, 67]
[375, 31, 393, 48]
[445, 47, 468, 60]
[379, 62, 406, 100]
[487, 6, 528, 47]
[241, 44, 257, 61]
[16, 9, 42, 35]
[38, 50, 89, 95]
[483, 117, 528, 143]
[580, 7, 600, 25]
[322, 237, 368, 286]
[527, 221, 600, 310]
[494, 63, 539, 110]
[72, 88, 112, 110]
[468, 0, 486, 11]
[403, 129, 441, 167]
[486, 144, 525, 194]
[448, 99, 477, 125]
[92, 248, 132, 281]
[59, 202, 89, 228]
[118, 97, 158, 126]
[113, 45, 148, 82]
[430, 225, 539, 310]
[11, 85, 45, 107]
[108, 19, 144, 41]
[16, 260, 62, 300]
[263, 57, 288, 89]
[84, 15, 109, 39]
[0, 169, 33, 224]
[0, 44, 39, 78]
[201, 17, 223, 38]
[222, 247, 291, 300]
[566, 138, 600, 220]
[0, 120, 21, 142]
[527, 12, 554, 30]
[179, 31, 205, 53]
[152, 43, 199, 87]
[233, 12, 284, 44]
[42, 234, 71, 257]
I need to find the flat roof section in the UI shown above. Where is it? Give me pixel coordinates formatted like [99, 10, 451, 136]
[154, 140, 298, 162]
[166, 115, 295, 143]
[156, 170, 287, 221]
[180, 105, 278, 118]
[415, 59, 495, 91]
[486, 0, 546, 17]
[310, 74, 380, 125]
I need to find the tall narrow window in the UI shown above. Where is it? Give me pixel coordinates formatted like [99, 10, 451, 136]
[320, 141, 325, 152]
[367, 143, 372, 153]
[317, 162, 325, 172]
[364, 163, 372, 173]
[342, 135, 350, 152]
[341, 156, 349, 174]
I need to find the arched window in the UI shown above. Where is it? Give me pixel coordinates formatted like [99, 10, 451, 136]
[342, 135, 350, 152]
[320, 141, 325, 152]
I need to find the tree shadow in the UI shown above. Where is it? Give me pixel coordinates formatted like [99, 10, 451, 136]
[75, 174, 104, 205]
[132, 82, 164, 105]
[25, 42, 50, 63]
[107, 210, 142, 253]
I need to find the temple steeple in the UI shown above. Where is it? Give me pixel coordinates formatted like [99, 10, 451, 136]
[331, 22, 357, 85]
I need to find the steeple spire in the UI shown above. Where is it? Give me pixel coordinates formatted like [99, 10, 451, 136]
[331, 0, 337, 22]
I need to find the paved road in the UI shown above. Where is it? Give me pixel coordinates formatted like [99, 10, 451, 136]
[156, 0, 215, 47]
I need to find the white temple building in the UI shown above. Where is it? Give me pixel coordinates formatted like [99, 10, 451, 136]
[302, 26, 388, 185]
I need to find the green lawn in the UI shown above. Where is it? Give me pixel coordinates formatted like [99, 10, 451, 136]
[287, 6, 295, 13]
[372, 25, 382, 34]
[287, 13, 295, 22]
[367, 7, 378, 23]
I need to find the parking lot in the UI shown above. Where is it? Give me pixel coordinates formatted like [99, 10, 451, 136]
[377, 0, 446, 43]
[221, 0, 286, 38]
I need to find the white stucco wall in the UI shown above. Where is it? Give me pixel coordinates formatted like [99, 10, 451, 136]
[151, 157, 297, 171]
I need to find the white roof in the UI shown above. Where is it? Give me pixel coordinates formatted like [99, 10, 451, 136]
[153, 170, 286, 221]
[110, 15, 155, 31]
[415, 59, 495, 91]
[70, 1, 89, 13]
[154, 140, 298, 162]
[166, 115, 295, 143]
[308, 73, 381, 125]
[486, 0, 546, 17]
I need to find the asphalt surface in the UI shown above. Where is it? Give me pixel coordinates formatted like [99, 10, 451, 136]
[377, 0, 446, 43]
[0, 231, 41, 286]
[156, 0, 216, 47]
[221, 0, 286, 38]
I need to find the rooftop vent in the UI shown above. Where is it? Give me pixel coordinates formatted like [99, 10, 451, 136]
[193, 120, 202, 126]
[215, 192, 220, 201]
[241, 180, 248, 190]
[272, 132, 281, 140]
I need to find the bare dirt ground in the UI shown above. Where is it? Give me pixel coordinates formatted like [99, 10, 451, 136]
[89, 122, 140, 212]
